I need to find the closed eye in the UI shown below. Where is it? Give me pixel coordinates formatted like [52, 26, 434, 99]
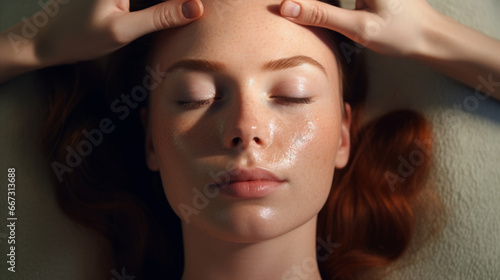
[273, 97, 314, 105]
[177, 99, 214, 110]
[178, 97, 313, 110]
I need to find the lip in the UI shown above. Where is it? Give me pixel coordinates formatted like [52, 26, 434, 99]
[213, 167, 286, 198]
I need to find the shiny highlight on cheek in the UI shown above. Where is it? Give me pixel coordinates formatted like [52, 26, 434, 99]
[268, 117, 318, 171]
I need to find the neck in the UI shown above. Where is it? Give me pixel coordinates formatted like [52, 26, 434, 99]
[181, 217, 322, 280]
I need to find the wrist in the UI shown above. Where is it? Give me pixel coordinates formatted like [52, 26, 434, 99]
[1, 23, 48, 71]
[409, 8, 440, 60]
[410, 8, 465, 64]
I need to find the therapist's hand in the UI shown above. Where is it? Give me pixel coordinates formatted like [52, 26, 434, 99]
[279, 0, 500, 100]
[35, 0, 203, 66]
[279, 0, 437, 57]
[1, 0, 203, 83]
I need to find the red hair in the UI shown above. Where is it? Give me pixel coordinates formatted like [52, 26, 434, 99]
[310, 0, 439, 280]
[318, 110, 432, 279]
[314, 2, 435, 277]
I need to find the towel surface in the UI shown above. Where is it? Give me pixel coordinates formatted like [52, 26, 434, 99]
[339, 0, 500, 279]
[1, 0, 499, 279]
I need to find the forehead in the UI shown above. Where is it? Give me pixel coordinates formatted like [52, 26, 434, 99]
[151, 0, 338, 79]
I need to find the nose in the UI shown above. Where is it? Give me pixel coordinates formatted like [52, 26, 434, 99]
[221, 92, 271, 150]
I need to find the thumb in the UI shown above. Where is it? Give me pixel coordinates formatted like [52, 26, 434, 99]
[114, 0, 203, 43]
[279, 0, 360, 38]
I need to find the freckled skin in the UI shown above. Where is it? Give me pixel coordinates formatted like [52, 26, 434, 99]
[144, 0, 351, 243]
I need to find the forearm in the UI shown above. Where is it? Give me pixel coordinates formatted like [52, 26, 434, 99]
[413, 10, 500, 100]
[0, 22, 48, 83]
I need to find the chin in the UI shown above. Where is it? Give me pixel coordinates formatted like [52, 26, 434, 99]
[190, 202, 301, 243]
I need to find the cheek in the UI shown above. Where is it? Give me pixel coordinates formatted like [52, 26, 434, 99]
[151, 110, 215, 166]
[273, 112, 341, 211]
[149, 107, 217, 205]
[270, 111, 340, 177]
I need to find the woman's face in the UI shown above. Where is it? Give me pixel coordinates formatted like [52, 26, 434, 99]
[145, 0, 350, 242]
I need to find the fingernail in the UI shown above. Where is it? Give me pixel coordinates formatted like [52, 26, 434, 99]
[182, 0, 201, 19]
[281, 1, 301, 18]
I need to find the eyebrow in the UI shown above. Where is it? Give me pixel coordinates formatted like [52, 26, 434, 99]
[164, 55, 327, 76]
[263, 55, 327, 75]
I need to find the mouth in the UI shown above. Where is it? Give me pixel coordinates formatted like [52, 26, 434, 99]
[212, 167, 286, 198]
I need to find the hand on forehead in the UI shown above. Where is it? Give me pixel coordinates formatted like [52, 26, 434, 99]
[151, 0, 339, 81]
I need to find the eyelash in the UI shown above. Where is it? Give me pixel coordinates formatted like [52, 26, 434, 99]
[177, 97, 313, 110]
[177, 99, 214, 110]
[273, 97, 313, 105]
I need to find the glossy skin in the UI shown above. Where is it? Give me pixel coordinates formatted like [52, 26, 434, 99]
[143, 0, 350, 279]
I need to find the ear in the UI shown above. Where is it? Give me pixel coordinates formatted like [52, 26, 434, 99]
[141, 107, 159, 171]
[335, 103, 351, 169]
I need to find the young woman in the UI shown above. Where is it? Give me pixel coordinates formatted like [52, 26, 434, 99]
[1, 0, 499, 279]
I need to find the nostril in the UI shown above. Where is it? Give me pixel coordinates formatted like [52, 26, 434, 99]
[232, 137, 242, 146]
[230, 137, 261, 147]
